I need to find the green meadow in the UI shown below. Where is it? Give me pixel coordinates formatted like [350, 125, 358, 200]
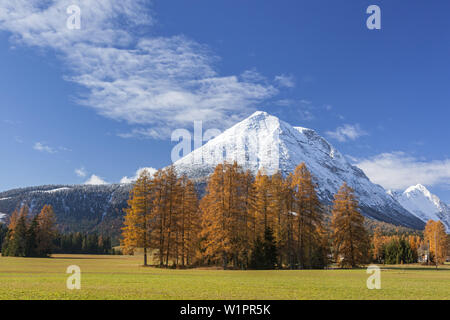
[0, 254, 449, 300]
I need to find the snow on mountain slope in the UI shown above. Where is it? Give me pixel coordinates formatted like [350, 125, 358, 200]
[394, 184, 450, 232]
[173, 111, 424, 229]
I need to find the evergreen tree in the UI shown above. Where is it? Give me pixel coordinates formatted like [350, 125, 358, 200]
[249, 227, 278, 269]
[0, 223, 7, 253]
[25, 216, 39, 257]
[249, 237, 265, 269]
[262, 227, 278, 269]
[384, 238, 415, 264]
[9, 214, 28, 257]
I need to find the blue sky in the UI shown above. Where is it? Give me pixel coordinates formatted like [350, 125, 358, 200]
[0, 0, 449, 201]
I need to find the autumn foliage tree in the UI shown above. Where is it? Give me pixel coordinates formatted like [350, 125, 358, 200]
[122, 169, 154, 265]
[36, 205, 57, 257]
[199, 162, 329, 270]
[200, 162, 251, 269]
[424, 220, 448, 265]
[331, 183, 370, 268]
[120, 161, 448, 270]
[1, 205, 57, 257]
[121, 167, 200, 267]
[289, 163, 325, 269]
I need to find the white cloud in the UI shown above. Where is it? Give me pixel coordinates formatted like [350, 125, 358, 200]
[33, 142, 56, 154]
[0, 1, 279, 137]
[84, 174, 108, 185]
[117, 127, 173, 140]
[326, 124, 367, 142]
[120, 167, 157, 184]
[274, 74, 295, 88]
[355, 152, 450, 190]
[75, 167, 87, 177]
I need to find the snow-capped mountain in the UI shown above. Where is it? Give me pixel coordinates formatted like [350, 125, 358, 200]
[173, 111, 424, 229]
[392, 184, 450, 232]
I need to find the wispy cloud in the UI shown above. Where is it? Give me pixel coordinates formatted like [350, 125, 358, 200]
[117, 127, 172, 140]
[33, 142, 56, 154]
[326, 124, 367, 142]
[0, 1, 279, 137]
[84, 174, 108, 185]
[120, 167, 157, 184]
[355, 152, 450, 190]
[274, 74, 295, 88]
[75, 167, 87, 178]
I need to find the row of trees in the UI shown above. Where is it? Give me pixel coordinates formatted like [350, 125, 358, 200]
[122, 162, 372, 269]
[122, 167, 200, 266]
[0, 205, 116, 257]
[1, 205, 56, 257]
[371, 220, 448, 265]
[53, 232, 114, 254]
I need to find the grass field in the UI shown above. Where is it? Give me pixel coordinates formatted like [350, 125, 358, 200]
[0, 254, 449, 300]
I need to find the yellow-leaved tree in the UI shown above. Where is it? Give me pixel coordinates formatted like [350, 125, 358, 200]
[122, 169, 154, 266]
[424, 220, 447, 265]
[290, 163, 324, 269]
[36, 205, 57, 257]
[331, 183, 369, 268]
[200, 162, 250, 269]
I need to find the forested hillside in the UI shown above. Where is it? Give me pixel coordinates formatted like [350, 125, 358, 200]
[0, 184, 132, 238]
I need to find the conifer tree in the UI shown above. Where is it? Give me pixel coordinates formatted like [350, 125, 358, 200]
[10, 213, 28, 257]
[331, 183, 369, 268]
[25, 216, 39, 257]
[269, 171, 288, 266]
[372, 227, 385, 263]
[178, 176, 199, 267]
[290, 163, 324, 268]
[424, 220, 447, 265]
[36, 205, 57, 257]
[200, 162, 250, 269]
[253, 169, 272, 237]
[122, 169, 154, 265]
[161, 166, 180, 267]
[262, 227, 278, 269]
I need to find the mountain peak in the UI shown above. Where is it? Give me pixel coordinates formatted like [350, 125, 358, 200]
[405, 184, 429, 194]
[248, 110, 270, 118]
[172, 111, 424, 229]
[395, 184, 450, 232]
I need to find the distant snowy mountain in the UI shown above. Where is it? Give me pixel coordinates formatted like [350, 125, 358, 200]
[173, 111, 424, 229]
[392, 184, 450, 232]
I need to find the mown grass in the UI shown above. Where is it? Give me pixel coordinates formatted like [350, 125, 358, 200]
[0, 254, 449, 300]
